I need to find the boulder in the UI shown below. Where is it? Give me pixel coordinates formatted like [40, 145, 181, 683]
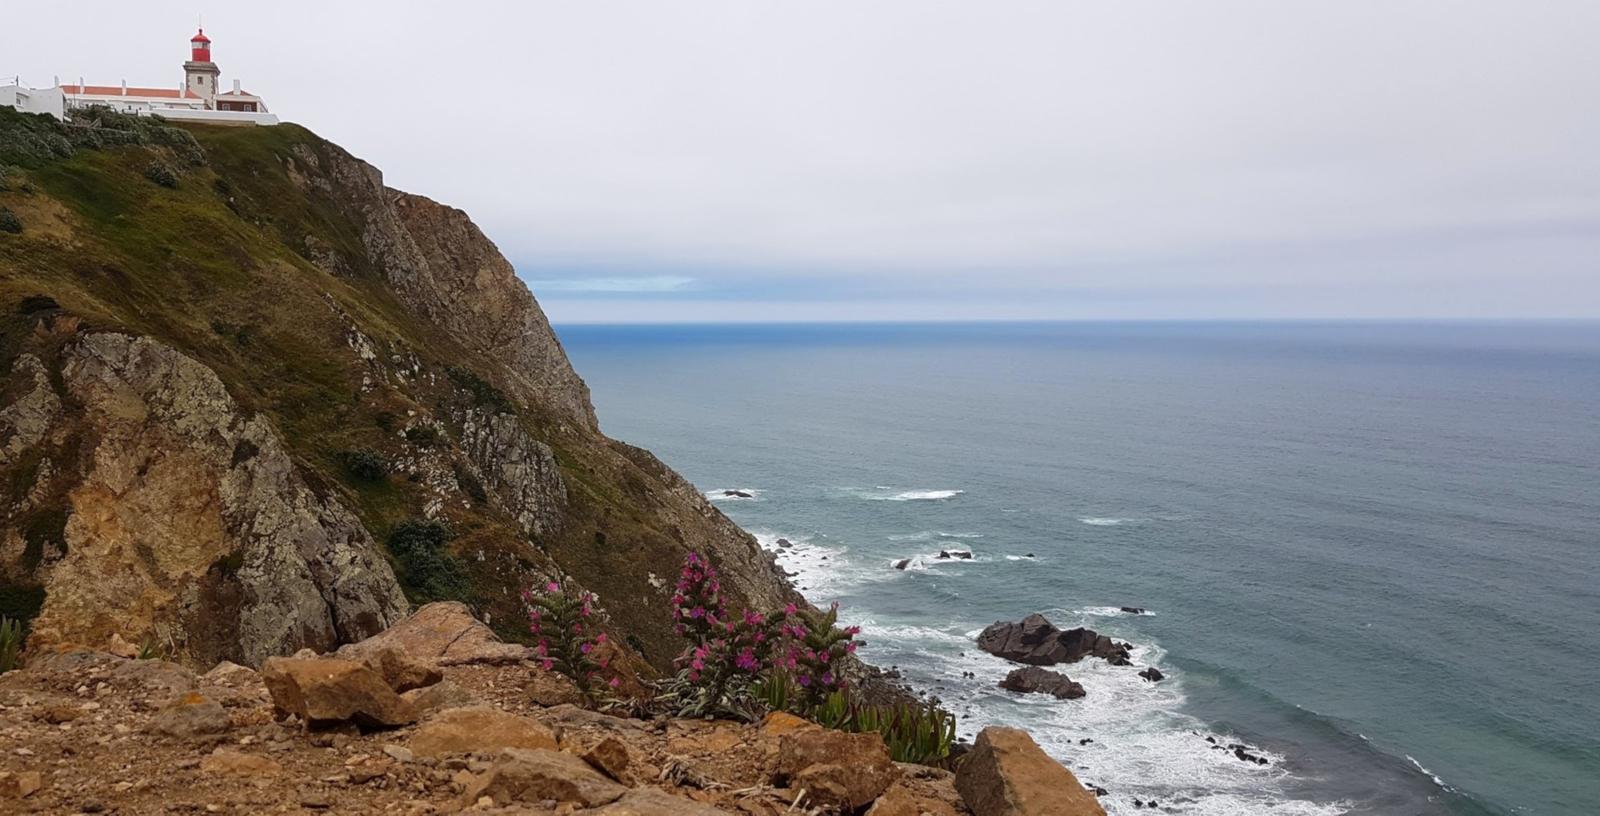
[867, 783, 963, 816]
[336, 601, 531, 667]
[401, 679, 479, 717]
[893, 558, 912, 570]
[773, 728, 899, 811]
[354, 645, 443, 692]
[977, 615, 1132, 667]
[588, 788, 728, 815]
[937, 549, 973, 560]
[146, 691, 231, 739]
[998, 667, 1085, 700]
[1119, 607, 1147, 615]
[1138, 667, 1164, 682]
[955, 727, 1105, 816]
[463, 748, 628, 807]
[723, 490, 754, 498]
[577, 735, 632, 781]
[409, 706, 558, 758]
[260, 656, 416, 729]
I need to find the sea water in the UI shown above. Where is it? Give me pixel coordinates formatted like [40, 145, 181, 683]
[558, 321, 1600, 816]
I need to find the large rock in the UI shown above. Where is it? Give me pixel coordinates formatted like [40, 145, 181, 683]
[14, 333, 408, 667]
[772, 728, 899, 811]
[998, 667, 1086, 700]
[955, 727, 1105, 816]
[462, 748, 628, 807]
[977, 615, 1131, 667]
[408, 705, 558, 758]
[336, 601, 531, 667]
[353, 645, 442, 692]
[401, 679, 479, 717]
[260, 656, 416, 729]
[146, 691, 231, 739]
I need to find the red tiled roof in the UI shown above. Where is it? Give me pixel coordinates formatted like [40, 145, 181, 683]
[61, 84, 201, 100]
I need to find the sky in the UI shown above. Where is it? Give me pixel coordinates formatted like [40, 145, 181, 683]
[4, 2, 1599, 322]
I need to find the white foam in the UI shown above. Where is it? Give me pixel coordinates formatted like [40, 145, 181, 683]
[1079, 516, 1142, 526]
[865, 489, 965, 501]
[1406, 755, 1453, 791]
[1079, 605, 1157, 617]
[706, 488, 762, 502]
[753, 530, 859, 601]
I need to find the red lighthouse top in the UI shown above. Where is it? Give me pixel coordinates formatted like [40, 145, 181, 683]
[190, 28, 212, 62]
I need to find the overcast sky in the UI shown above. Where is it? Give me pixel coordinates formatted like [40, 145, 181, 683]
[6, 2, 1599, 321]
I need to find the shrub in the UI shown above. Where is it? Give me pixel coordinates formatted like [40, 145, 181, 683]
[0, 616, 22, 674]
[387, 519, 470, 602]
[523, 578, 616, 704]
[446, 365, 515, 414]
[143, 160, 179, 188]
[404, 424, 440, 448]
[340, 448, 389, 482]
[783, 602, 861, 707]
[0, 207, 21, 234]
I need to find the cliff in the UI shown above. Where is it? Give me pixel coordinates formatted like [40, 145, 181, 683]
[0, 107, 795, 671]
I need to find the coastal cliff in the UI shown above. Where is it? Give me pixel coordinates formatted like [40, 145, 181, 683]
[0, 106, 793, 671]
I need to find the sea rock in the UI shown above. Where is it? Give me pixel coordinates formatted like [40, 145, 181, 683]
[462, 748, 628, 807]
[409, 706, 558, 757]
[146, 692, 231, 739]
[336, 601, 531, 667]
[260, 656, 416, 730]
[938, 549, 973, 560]
[893, 558, 912, 570]
[1138, 667, 1165, 682]
[955, 727, 1105, 816]
[723, 490, 754, 498]
[998, 667, 1085, 700]
[977, 615, 1132, 667]
[773, 728, 899, 811]
[353, 645, 443, 692]
[1119, 607, 1147, 615]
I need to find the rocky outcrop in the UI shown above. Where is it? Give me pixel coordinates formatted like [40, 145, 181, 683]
[998, 667, 1085, 700]
[977, 615, 1132, 667]
[15, 333, 408, 667]
[457, 408, 566, 537]
[955, 727, 1105, 816]
[1138, 667, 1165, 682]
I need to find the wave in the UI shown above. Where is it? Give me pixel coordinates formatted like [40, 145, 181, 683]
[1406, 756, 1453, 791]
[706, 488, 762, 502]
[862, 489, 965, 502]
[1079, 516, 1143, 526]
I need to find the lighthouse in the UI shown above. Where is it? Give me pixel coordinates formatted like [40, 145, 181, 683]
[183, 28, 220, 106]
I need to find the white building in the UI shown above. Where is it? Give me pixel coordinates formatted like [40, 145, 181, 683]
[1, 28, 277, 126]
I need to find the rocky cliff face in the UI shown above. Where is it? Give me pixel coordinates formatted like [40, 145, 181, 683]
[0, 108, 793, 670]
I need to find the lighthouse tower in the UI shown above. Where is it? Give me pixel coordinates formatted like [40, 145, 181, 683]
[183, 28, 220, 107]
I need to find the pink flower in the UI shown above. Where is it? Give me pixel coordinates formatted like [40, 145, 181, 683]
[609, 677, 621, 689]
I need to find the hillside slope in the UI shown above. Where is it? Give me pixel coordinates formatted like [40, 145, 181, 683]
[0, 107, 795, 670]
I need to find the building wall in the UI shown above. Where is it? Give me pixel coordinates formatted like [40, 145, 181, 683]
[0, 85, 66, 119]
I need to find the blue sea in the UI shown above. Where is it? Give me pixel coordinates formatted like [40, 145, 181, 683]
[557, 321, 1600, 816]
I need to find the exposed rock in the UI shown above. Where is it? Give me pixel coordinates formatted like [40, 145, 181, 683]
[146, 691, 231, 739]
[336, 601, 531, 667]
[21, 333, 408, 666]
[588, 788, 727, 815]
[200, 747, 284, 777]
[577, 735, 631, 781]
[1138, 667, 1165, 682]
[260, 656, 416, 729]
[458, 408, 567, 537]
[955, 727, 1105, 816]
[977, 615, 1132, 667]
[0, 770, 44, 799]
[0, 354, 61, 467]
[409, 706, 558, 758]
[401, 678, 479, 717]
[107, 657, 198, 700]
[462, 747, 628, 807]
[998, 667, 1085, 700]
[354, 645, 443, 693]
[723, 490, 753, 498]
[937, 549, 973, 560]
[1119, 607, 1147, 615]
[773, 728, 899, 811]
[867, 782, 963, 816]
[893, 558, 912, 570]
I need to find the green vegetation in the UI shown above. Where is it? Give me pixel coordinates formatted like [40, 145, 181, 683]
[143, 159, 179, 188]
[404, 424, 440, 447]
[0, 206, 20, 233]
[386, 518, 471, 603]
[340, 448, 390, 482]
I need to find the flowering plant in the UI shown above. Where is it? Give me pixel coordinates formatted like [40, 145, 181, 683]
[781, 602, 861, 707]
[522, 577, 617, 704]
[660, 551, 799, 719]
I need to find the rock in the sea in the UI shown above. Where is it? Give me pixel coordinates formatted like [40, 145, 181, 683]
[938, 549, 974, 560]
[893, 558, 912, 570]
[336, 601, 531, 667]
[998, 667, 1085, 700]
[408, 705, 558, 758]
[977, 614, 1132, 667]
[464, 747, 628, 807]
[723, 489, 754, 498]
[955, 726, 1105, 816]
[773, 728, 900, 811]
[1119, 607, 1147, 615]
[1138, 667, 1165, 682]
[260, 656, 416, 730]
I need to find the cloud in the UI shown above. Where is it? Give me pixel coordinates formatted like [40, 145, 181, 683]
[7, 2, 1599, 319]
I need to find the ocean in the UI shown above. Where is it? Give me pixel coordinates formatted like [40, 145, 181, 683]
[556, 321, 1600, 816]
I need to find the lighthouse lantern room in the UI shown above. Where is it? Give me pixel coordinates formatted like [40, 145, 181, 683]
[184, 27, 220, 105]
